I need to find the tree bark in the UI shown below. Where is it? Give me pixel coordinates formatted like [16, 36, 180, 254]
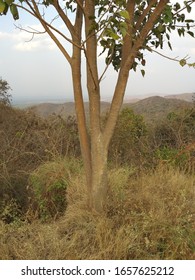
[84, 0, 109, 212]
[71, 1, 93, 206]
[90, 133, 108, 212]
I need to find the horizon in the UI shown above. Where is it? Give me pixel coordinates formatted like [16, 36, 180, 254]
[12, 91, 194, 108]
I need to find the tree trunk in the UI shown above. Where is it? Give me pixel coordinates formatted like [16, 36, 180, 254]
[90, 133, 108, 212]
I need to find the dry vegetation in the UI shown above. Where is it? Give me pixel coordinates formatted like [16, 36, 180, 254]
[0, 103, 195, 260]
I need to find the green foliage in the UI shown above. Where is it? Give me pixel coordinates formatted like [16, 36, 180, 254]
[2, 1, 194, 73]
[0, 0, 7, 14]
[108, 108, 147, 165]
[155, 146, 188, 168]
[0, 0, 18, 17]
[96, 1, 195, 72]
[10, 3, 19, 20]
[0, 78, 12, 106]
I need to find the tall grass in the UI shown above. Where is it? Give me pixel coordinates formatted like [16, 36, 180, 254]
[0, 161, 195, 260]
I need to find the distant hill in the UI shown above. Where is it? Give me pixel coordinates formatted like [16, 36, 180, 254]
[27, 101, 110, 119]
[164, 93, 194, 103]
[123, 96, 193, 122]
[27, 95, 193, 123]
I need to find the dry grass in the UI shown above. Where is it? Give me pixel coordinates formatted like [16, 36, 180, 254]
[0, 163, 195, 260]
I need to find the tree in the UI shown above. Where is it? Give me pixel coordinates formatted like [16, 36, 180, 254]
[0, 78, 12, 106]
[1, 0, 194, 212]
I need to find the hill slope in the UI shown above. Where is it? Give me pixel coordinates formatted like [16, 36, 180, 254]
[27, 95, 193, 123]
[123, 96, 193, 122]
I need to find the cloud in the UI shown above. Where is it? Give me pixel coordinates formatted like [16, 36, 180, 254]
[0, 24, 57, 52]
[14, 35, 56, 52]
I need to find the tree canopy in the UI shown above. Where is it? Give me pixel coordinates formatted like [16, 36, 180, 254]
[0, 0, 195, 72]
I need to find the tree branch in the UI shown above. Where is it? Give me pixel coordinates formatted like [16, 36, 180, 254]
[52, 0, 76, 37]
[135, 0, 158, 31]
[147, 46, 195, 67]
[29, 0, 72, 63]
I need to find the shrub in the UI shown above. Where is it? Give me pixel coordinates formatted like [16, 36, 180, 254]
[108, 108, 147, 166]
[29, 158, 82, 221]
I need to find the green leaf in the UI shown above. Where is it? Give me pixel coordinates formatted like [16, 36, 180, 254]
[174, 2, 181, 11]
[178, 28, 185, 37]
[119, 10, 130, 20]
[157, 24, 165, 33]
[0, 0, 6, 13]
[2, 1, 8, 14]
[179, 59, 186, 67]
[10, 3, 19, 20]
[141, 69, 145, 77]
[168, 41, 172, 50]
[185, 2, 192, 13]
[120, 27, 127, 37]
[163, 5, 173, 24]
[119, 22, 128, 38]
[105, 28, 120, 40]
[4, 0, 13, 4]
[187, 31, 194, 37]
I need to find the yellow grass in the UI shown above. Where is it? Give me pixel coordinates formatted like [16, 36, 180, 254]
[0, 163, 195, 260]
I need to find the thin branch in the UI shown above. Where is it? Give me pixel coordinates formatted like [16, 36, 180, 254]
[168, 24, 195, 28]
[147, 46, 195, 67]
[15, 2, 85, 64]
[147, 46, 185, 61]
[26, 2, 82, 49]
[98, 46, 115, 83]
[14, 24, 46, 35]
[29, 0, 72, 63]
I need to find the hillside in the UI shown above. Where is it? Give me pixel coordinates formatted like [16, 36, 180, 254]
[27, 95, 193, 123]
[27, 101, 111, 119]
[124, 96, 193, 122]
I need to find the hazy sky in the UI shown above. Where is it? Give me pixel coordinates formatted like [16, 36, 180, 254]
[0, 1, 195, 104]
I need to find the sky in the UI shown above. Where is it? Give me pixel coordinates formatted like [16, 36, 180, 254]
[0, 1, 195, 105]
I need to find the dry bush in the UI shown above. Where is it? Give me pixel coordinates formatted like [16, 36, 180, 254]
[0, 163, 195, 260]
[0, 105, 80, 219]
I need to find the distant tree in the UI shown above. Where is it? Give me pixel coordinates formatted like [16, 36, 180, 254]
[1, 1, 195, 212]
[0, 78, 12, 106]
